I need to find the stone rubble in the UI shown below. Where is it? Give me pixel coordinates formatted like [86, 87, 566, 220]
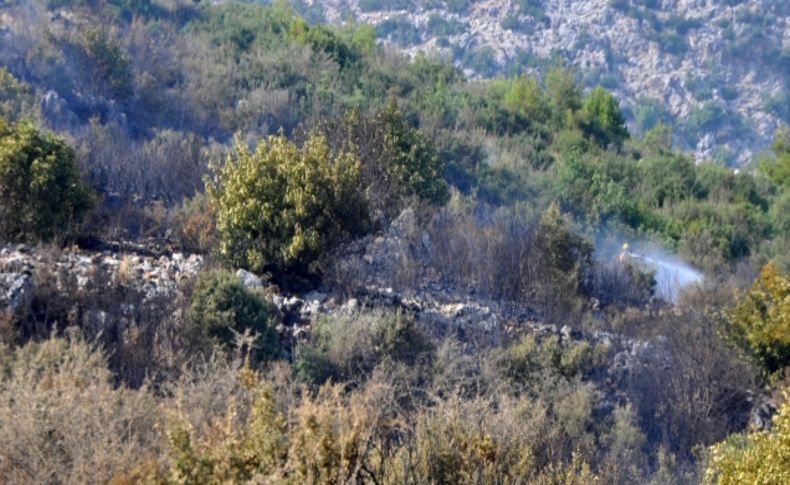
[0, 244, 204, 311]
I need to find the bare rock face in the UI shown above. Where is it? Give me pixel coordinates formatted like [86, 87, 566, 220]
[0, 272, 32, 316]
[316, 0, 790, 165]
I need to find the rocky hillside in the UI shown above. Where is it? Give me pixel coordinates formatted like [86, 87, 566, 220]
[0, 212, 774, 433]
[310, 0, 790, 165]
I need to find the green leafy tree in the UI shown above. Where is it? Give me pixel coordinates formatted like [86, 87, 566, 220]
[0, 68, 34, 122]
[576, 87, 630, 149]
[0, 118, 94, 241]
[206, 133, 367, 275]
[81, 29, 133, 99]
[503, 75, 549, 124]
[538, 202, 594, 292]
[371, 100, 449, 204]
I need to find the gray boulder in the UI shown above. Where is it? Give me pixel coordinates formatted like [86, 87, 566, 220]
[236, 269, 263, 289]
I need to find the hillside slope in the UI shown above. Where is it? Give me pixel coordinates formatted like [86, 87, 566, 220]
[314, 0, 790, 165]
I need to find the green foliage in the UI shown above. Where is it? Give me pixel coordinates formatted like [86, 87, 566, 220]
[375, 16, 422, 47]
[575, 87, 629, 148]
[81, 29, 133, 99]
[461, 47, 498, 77]
[0, 119, 94, 241]
[291, 20, 359, 68]
[545, 64, 583, 118]
[372, 100, 450, 205]
[186, 270, 280, 363]
[503, 75, 550, 125]
[759, 128, 790, 188]
[634, 96, 670, 133]
[0, 68, 34, 122]
[206, 133, 367, 275]
[684, 102, 734, 146]
[538, 202, 594, 293]
[426, 15, 466, 37]
[315, 101, 449, 224]
[498, 334, 609, 390]
[704, 389, 790, 485]
[726, 263, 790, 377]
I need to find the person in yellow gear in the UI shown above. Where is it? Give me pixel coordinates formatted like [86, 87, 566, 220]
[618, 243, 630, 263]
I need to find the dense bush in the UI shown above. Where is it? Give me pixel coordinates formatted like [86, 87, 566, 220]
[759, 128, 790, 188]
[726, 263, 790, 378]
[206, 133, 368, 276]
[80, 28, 133, 99]
[497, 334, 609, 392]
[313, 101, 449, 224]
[0, 68, 34, 122]
[187, 270, 280, 363]
[0, 118, 93, 242]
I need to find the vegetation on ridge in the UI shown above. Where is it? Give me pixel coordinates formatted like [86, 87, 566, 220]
[0, 1, 788, 484]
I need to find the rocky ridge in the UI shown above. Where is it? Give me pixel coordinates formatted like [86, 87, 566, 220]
[0, 231, 656, 397]
[0, 211, 773, 427]
[313, 0, 790, 165]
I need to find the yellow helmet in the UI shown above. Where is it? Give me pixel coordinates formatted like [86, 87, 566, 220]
[622, 243, 629, 251]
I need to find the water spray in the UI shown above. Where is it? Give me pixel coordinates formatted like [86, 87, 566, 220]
[619, 243, 703, 303]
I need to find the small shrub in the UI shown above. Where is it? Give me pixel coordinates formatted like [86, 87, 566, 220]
[81, 28, 133, 99]
[0, 68, 34, 122]
[295, 310, 433, 385]
[172, 192, 216, 253]
[497, 334, 608, 391]
[375, 17, 422, 47]
[187, 270, 280, 364]
[313, 101, 449, 226]
[0, 118, 94, 242]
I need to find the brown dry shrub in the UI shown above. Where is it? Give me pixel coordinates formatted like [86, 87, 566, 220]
[0, 331, 159, 484]
[11, 257, 188, 388]
[0, 310, 16, 344]
[425, 195, 593, 324]
[171, 192, 216, 254]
